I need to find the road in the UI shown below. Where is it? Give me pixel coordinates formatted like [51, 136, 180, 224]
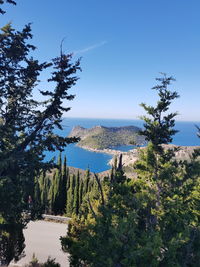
[10, 220, 69, 267]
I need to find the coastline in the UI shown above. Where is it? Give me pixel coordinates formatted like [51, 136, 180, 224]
[78, 144, 200, 169]
[77, 144, 123, 156]
[77, 144, 141, 167]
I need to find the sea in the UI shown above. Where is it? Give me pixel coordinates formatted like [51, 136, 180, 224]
[45, 118, 200, 173]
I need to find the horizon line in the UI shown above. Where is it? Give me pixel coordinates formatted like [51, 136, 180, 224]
[62, 116, 200, 123]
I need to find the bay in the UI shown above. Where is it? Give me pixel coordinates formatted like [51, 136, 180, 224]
[45, 118, 200, 173]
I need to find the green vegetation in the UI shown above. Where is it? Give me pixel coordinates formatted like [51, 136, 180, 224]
[33, 156, 101, 219]
[0, 2, 80, 265]
[0, 0, 16, 14]
[0, 2, 200, 266]
[69, 125, 146, 149]
[25, 254, 60, 267]
[61, 75, 200, 266]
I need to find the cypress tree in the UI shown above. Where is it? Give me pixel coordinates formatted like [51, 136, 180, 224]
[34, 178, 41, 206]
[79, 179, 84, 207]
[40, 171, 47, 209]
[73, 171, 80, 215]
[49, 172, 56, 214]
[65, 169, 71, 215]
[66, 174, 76, 216]
[61, 155, 68, 214]
[85, 168, 90, 194]
[41, 174, 51, 214]
[53, 153, 63, 214]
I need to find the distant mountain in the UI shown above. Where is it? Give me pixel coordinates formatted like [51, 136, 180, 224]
[69, 125, 146, 149]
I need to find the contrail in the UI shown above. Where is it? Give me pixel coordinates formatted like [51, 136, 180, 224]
[74, 41, 107, 55]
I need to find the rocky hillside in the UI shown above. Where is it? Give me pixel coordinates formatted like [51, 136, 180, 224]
[110, 145, 200, 178]
[69, 125, 146, 149]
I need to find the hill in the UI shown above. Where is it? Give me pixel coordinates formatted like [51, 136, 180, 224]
[68, 125, 146, 150]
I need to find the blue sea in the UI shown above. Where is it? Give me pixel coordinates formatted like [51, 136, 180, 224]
[45, 118, 200, 173]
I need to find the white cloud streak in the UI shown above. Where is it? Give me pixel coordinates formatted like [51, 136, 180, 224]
[74, 41, 107, 55]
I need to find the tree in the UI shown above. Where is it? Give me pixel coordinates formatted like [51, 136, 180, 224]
[140, 74, 179, 153]
[0, 21, 81, 265]
[73, 171, 80, 215]
[84, 168, 90, 194]
[66, 174, 76, 216]
[79, 179, 84, 207]
[52, 153, 63, 215]
[40, 171, 50, 212]
[61, 155, 68, 214]
[61, 75, 200, 266]
[61, 157, 141, 267]
[139, 74, 180, 216]
[0, 0, 16, 14]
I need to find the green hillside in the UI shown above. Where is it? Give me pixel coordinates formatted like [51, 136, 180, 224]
[69, 125, 146, 149]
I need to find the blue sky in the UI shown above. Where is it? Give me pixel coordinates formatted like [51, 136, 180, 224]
[1, 0, 200, 121]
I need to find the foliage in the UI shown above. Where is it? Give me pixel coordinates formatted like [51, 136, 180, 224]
[140, 73, 179, 153]
[73, 171, 80, 216]
[61, 153, 200, 266]
[0, 0, 16, 14]
[25, 254, 60, 267]
[0, 11, 80, 265]
[70, 126, 145, 149]
[35, 157, 100, 219]
[60, 75, 200, 266]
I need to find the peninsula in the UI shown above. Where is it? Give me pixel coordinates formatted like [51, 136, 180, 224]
[68, 125, 146, 150]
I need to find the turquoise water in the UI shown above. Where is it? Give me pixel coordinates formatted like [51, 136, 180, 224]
[45, 118, 200, 173]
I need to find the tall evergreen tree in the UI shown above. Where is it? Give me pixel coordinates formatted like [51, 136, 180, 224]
[49, 172, 56, 214]
[139, 74, 180, 215]
[61, 75, 200, 266]
[65, 168, 71, 215]
[66, 175, 76, 216]
[73, 171, 80, 215]
[52, 153, 63, 215]
[140, 74, 179, 153]
[61, 155, 68, 214]
[34, 178, 41, 206]
[0, 17, 80, 265]
[84, 168, 90, 194]
[40, 171, 47, 209]
[79, 179, 84, 207]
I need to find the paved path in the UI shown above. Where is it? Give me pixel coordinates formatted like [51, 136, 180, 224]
[10, 220, 69, 267]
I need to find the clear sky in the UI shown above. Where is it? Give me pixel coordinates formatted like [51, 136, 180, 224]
[1, 0, 200, 121]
